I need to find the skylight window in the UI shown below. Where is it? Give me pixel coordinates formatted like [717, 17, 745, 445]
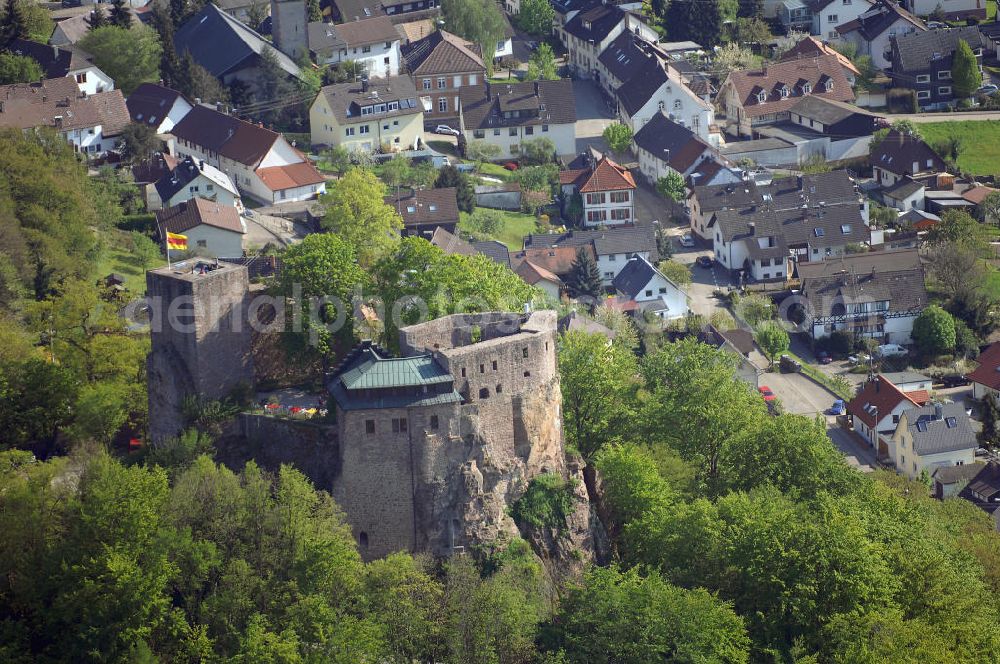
[814, 227, 825, 237]
[945, 417, 957, 428]
[916, 420, 928, 432]
[406, 205, 416, 213]
[841, 224, 851, 234]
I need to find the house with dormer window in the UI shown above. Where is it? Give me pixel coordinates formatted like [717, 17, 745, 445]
[836, 0, 926, 70]
[717, 54, 854, 137]
[871, 129, 947, 188]
[559, 151, 637, 227]
[458, 80, 577, 159]
[889, 26, 985, 110]
[310, 75, 423, 152]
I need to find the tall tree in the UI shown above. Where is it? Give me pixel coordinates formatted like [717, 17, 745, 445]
[440, 0, 505, 74]
[565, 247, 603, 300]
[517, 0, 555, 36]
[559, 331, 638, 461]
[150, 4, 183, 89]
[525, 42, 558, 81]
[754, 320, 789, 367]
[912, 304, 957, 356]
[320, 168, 402, 267]
[79, 25, 162, 94]
[434, 164, 475, 213]
[951, 39, 980, 99]
[737, 0, 763, 17]
[666, 0, 723, 48]
[981, 393, 1000, 448]
[602, 123, 633, 159]
[86, 5, 108, 31]
[656, 171, 685, 202]
[119, 123, 160, 163]
[109, 0, 132, 29]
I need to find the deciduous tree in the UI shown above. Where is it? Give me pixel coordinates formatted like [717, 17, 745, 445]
[440, 0, 506, 74]
[435, 164, 475, 213]
[912, 304, 956, 356]
[0, 52, 41, 84]
[526, 42, 558, 81]
[80, 25, 162, 94]
[951, 39, 980, 99]
[320, 168, 403, 266]
[517, 0, 555, 35]
[754, 320, 789, 367]
[656, 171, 685, 202]
[602, 123, 633, 159]
[657, 259, 691, 288]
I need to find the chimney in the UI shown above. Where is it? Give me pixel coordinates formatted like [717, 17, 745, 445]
[54, 115, 63, 129]
[875, 377, 880, 392]
[362, 74, 369, 92]
[52, 44, 59, 60]
[934, 403, 943, 420]
[199, 159, 205, 170]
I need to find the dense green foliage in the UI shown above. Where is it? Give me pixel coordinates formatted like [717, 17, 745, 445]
[0, 52, 42, 84]
[79, 25, 162, 95]
[912, 304, 957, 355]
[951, 39, 980, 99]
[517, 0, 555, 36]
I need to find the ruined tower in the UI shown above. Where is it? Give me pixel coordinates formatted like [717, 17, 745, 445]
[271, 0, 309, 62]
[146, 260, 254, 442]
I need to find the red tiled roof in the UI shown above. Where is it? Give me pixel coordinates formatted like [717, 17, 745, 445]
[906, 389, 931, 405]
[511, 245, 589, 276]
[777, 36, 861, 76]
[255, 162, 325, 192]
[847, 375, 921, 428]
[560, 156, 636, 193]
[969, 342, 1000, 392]
[515, 260, 562, 286]
[155, 197, 246, 235]
[722, 55, 855, 119]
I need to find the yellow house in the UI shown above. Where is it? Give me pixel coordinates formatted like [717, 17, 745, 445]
[310, 76, 424, 153]
[889, 402, 977, 480]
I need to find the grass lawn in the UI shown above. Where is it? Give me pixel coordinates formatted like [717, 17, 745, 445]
[991, 0, 997, 20]
[94, 230, 154, 295]
[426, 140, 458, 157]
[476, 162, 513, 180]
[919, 120, 1000, 176]
[459, 210, 539, 250]
[983, 268, 1000, 300]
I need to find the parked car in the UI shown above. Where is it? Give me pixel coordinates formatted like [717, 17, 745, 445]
[926, 20, 947, 28]
[678, 234, 695, 248]
[939, 374, 971, 388]
[758, 385, 776, 402]
[876, 344, 908, 357]
[779, 354, 801, 373]
[503, 161, 519, 171]
[978, 84, 999, 96]
[434, 125, 460, 136]
[829, 399, 846, 416]
[847, 353, 871, 366]
[696, 255, 713, 268]
[816, 350, 833, 364]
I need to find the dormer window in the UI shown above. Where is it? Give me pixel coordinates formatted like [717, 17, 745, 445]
[757, 91, 766, 103]
[674, 99, 682, 109]
[780, 86, 790, 98]
[803, 82, 811, 94]
[825, 80, 834, 92]
[406, 205, 416, 213]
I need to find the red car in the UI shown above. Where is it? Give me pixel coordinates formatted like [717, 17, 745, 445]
[503, 161, 519, 171]
[758, 385, 776, 402]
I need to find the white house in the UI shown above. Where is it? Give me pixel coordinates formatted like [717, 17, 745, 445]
[152, 156, 241, 211]
[171, 105, 326, 205]
[889, 402, 977, 480]
[632, 112, 740, 188]
[969, 342, 1000, 401]
[836, 0, 925, 70]
[458, 80, 577, 160]
[615, 53, 715, 142]
[514, 260, 563, 299]
[0, 78, 129, 158]
[797, 249, 928, 345]
[310, 76, 424, 152]
[9, 39, 115, 96]
[155, 197, 247, 258]
[847, 375, 925, 446]
[126, 83, 194, 135]
[562, 4, 647, 79]
[559, 152, 636, 227]
[612, 255, 689, 320]
[307, 17, 402, 77]
[808, 0, 874, 41]
[900, 0, 984, 20]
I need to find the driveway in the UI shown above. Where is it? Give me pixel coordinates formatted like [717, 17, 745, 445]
[827, 425, 879, 470]
[763, 371, 838, 417]
[571, 79, 616, 152]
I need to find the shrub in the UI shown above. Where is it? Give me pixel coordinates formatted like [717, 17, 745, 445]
[510, 473, 578, 530]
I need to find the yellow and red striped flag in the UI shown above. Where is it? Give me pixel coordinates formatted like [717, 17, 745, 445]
[166, 232, 188, 251]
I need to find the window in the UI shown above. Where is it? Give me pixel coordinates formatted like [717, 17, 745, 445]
[469, 74, 477, 85]
[479, 387, 489, 399]
[509, 127, 517, 136]
[493, 128, 501, 136]
[586, 192, 606, 205]
[825, 80, 833, 91]
[422, 78, 431, 90]
[610, 208, 630, 220]
[916, 74, 930, 83]
[479, 364, 485, 373]
[586, 210, 607, 222]
[524, 126, 534, 136]
[841, 224, 851, 234]
[542, 124, 548, 132]
[608, 254, 616, 261]
[917, 90, 931, 100]
[430, 415, 439, 429]
[391, 418, 407, 433]
[406, 205, 416, 213]
[359, 125, 370, 134]
[452, 75, 462, 88]
[359, 532, 368, 548]
[658, 287, 667, 294]
[644, 289, 653, 297]
[461, 367, 466, 377]
[523, 370, 531, 377]
[938, 86, 951, 95]
[434, 97, 446, 112]
[75, 72, 87, 83]
[674, 99, 682, 109]
[757, 91, 766, 103]
[938, 71, 952, 79]
[803, 82, 812, 94]
[473, 130, 485, 138]
[827, 13, 837, 21]
[610, 191, 629, 203]
[365, 419, 375, 434]
[492, 360, 498, 370]
[495, 384, 503, 394]
[197, 239, 207, 248]
[497, 40, 505, 51]
[522, 347, 528, 358]
[437, 77, 446, 89]
[362, 45, 371, 53]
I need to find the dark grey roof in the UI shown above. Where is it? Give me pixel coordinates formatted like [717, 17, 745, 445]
[127, 83, 188, 128]
[598, 32, 654, 84]
[155, 156, 201, 202]
[562, 4, 624, 44]
[714, 203, 868, 250]
[932, 461, 985, 485]
[558, 310, 616, 338]
[523, 224, 658, 261]
[837, 0, 925, 40]
[882, 370, 931, 385]
[767, 170, 860, 210]
[471, 240, 511, 268]
[788, 95, 877, 126]
[692, 180, 760, 213]
[903, 402, 976, 456]
[6, 39, 73, 78]
[318, 76, 421, 124]
[307, 16, 398, 53]
[961, 462, 1000, 503]
[459, 80, 576, 129]
[798, 249, 927, 318]
[633, 112, 713, 174]
[871, 129, 946, 177]
[175, 3, 300, 80]
[891, 25, 984, 72]
[612, 255, 658, 299]
[883, 177, 925, 201]
[616, 54, 669, 117]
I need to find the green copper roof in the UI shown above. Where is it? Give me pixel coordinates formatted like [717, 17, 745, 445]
[339, 351, 453, 390]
